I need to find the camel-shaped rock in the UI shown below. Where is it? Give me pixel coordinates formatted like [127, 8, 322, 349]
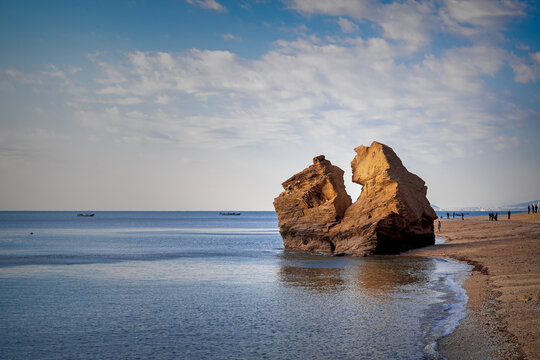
[273, 142, 437, 256]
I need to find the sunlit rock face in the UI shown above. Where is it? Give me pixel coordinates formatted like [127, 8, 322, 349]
[273, 155, 352, 252]
[273, 142, 437, 256]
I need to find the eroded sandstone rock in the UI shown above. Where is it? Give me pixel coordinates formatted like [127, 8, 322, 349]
[273, 155, 352, 252]
[273, 142, 437, 256]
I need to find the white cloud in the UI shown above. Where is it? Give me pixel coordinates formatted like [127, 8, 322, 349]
[2, 1, 538, 210]
[438, 0, 527, 38]
[286, 0, 369, 17]
[4, 1, 534, 164]
[509, 53, 540, 83]
[289, 0, 528, 50]
[92, 59, 128, 85]
[337, 17, 358, 33]
[288, 0, 435, 51]
[510, 62, 540, 83]
[76, 106, 299, 149]
[222, 33, 240, 41]
[515, 43, 530, 51]
[55, 33, 524, 163]
[443, 0, 526, 27]
[79, 96, 143, 105]
[155, 94, 172, 104]
[5, 64, 89, 95]
[42, 64, 70, 84]
[5, 68, 43, 85]
[186, 0, 226, 12]
[491, 135, 520, 150]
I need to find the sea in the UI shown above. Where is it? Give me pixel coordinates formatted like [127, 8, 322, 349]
[0, 211, 470, 360]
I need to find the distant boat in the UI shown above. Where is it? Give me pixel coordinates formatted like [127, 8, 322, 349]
[219, 212, 241, 216]
[77, 213, 95, 217]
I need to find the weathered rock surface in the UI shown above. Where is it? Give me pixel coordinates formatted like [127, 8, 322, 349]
[273, 142, 437, 256]
[273, 155, 352, 252]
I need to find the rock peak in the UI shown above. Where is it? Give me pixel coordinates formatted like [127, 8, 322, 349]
[351, 141, 408, 185]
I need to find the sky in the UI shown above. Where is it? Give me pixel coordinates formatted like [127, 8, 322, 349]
[1, 0, 539, 211]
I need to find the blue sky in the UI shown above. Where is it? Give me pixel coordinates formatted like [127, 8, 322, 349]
[1, 0, 539, 210]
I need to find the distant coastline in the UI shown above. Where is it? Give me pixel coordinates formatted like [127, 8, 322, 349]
[432, 199, 540, 213]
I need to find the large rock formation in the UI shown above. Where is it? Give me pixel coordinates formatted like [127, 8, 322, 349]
[273, 142, 437, 256]
[273, 155, 352, 252]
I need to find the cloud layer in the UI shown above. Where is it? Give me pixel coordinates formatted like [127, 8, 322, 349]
[4, 0, 537, 163]
[2, 0, 539, 209]
[53, 40, 531, 163]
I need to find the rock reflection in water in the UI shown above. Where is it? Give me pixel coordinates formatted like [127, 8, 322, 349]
[279, 265, 345, 292]
[278, 252, 435, 295]
[354, 256, 435, 294]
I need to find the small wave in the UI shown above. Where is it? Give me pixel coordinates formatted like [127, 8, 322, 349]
[435, 236, 446, 245]
[422, 258, 470, 360]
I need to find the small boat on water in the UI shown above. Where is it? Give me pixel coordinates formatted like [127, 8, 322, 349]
[219, 212, 241, 216]
[77, 213, 95, 217]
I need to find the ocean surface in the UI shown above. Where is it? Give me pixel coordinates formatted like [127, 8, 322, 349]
[0, 211, 469, 360]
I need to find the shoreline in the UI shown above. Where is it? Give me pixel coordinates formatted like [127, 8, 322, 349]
[405, 212, 540, 359]
[421, 257, 470, 360]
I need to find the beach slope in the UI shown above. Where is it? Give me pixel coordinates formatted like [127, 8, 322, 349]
[406, 212, 540, 359]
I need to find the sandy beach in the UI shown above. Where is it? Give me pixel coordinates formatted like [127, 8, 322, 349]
[406, 212, 540, 359]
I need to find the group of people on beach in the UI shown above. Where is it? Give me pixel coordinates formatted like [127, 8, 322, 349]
[489, 212, 498, 221]
[440, 205, 538, 225]
[445, 212, 464, 220]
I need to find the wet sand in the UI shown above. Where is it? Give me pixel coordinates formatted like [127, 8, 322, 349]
[406, 212, 540, 359]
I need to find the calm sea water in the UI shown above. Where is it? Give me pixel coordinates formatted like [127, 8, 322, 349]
[0, 211, 468, 360]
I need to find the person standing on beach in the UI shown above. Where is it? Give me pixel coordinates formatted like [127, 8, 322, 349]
[495, 212, 498, 221]
[461, 213, 464, 220]
[528, 205, 531, 214]
[508, 210, 511, 220]
[447, 212, 450, 219]
[536, 204, 538, 213]
[438, 221, 441, 232]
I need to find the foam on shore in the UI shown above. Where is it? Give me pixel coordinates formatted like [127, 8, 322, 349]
[421, 258, 470, 360]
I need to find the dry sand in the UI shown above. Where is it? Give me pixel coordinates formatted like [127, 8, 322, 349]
[405, 212, 540, 359]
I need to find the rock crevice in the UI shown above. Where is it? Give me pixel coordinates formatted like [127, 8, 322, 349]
[273, 142, 437, 256]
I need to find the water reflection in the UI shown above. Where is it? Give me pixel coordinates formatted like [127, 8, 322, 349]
[278, 252, 435, 295]
[279, 265, 345, 292]
[353, 257, 434, 293]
